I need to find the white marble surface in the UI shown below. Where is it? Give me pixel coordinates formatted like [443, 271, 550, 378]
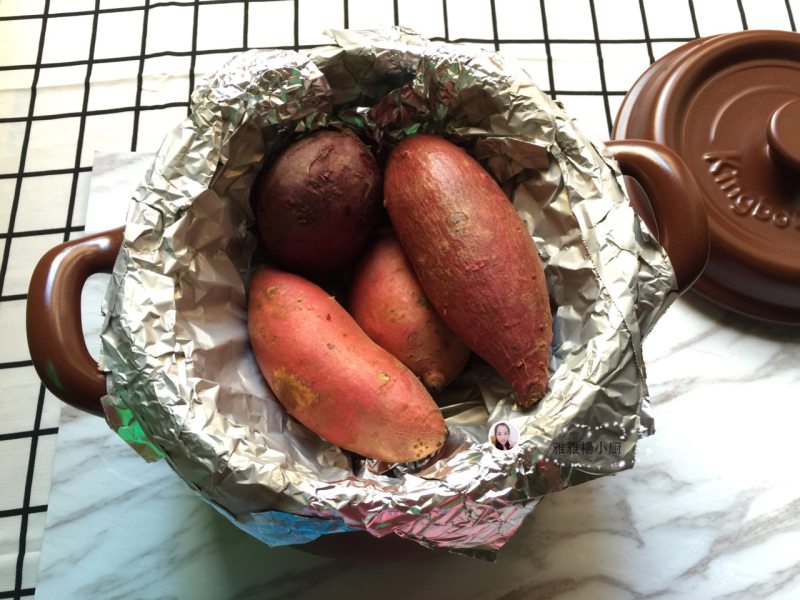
[34, 152, 800, 598]
[35, 296, 800, 599]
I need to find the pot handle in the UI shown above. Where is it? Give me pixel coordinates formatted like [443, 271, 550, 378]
[605, 140, 709, 293]
[26, 226, 125, 416]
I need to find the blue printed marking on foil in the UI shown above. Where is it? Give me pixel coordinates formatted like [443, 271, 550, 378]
[208, 500, 358, 546]
[245, 511, 360, 546]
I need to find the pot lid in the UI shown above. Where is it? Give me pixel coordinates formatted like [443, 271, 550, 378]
[613, 30, 800, 324]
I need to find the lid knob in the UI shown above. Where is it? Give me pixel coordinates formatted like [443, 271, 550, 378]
[767, 98, 800, 172]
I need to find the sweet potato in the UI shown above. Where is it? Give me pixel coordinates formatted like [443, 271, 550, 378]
[349, 236, 471, 391]
[383, 134, 552, 408]
[254, 129, 382, 279]
[247, 265, 447, 463]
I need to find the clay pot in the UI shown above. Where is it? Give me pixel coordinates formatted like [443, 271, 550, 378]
[26, 39, 716, 557]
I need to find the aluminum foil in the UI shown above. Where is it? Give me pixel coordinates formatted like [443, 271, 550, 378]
[98, 27, 677, 559]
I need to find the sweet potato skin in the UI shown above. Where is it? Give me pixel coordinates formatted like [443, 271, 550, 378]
[254, 129, 382, 279]
[349, 236, 471, 391]
[247, 265, 447, 463]
[383, 134, 552, 407]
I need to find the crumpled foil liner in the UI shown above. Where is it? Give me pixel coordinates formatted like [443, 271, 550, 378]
[98, 27, 677, 559]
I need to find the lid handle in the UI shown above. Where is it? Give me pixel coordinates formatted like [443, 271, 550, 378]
[767, 98, 800, 172]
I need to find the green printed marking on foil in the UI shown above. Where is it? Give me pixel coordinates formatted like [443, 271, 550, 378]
[284, 68, 302, 99]
[112, 404, 165, 462]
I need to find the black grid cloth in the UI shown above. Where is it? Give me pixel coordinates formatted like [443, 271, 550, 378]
[0, 0, 796, 597]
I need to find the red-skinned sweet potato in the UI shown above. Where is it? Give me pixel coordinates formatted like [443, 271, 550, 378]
[383, 134, 552, 408]
[254, 129, 382, 280]
[247, 265, 447, 463]
[349, 236, 471, 391]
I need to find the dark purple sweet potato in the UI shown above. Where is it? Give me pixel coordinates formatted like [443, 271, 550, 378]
[254, 129, 382, 279]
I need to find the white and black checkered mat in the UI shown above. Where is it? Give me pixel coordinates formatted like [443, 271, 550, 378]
[1, 0, 797, 597]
